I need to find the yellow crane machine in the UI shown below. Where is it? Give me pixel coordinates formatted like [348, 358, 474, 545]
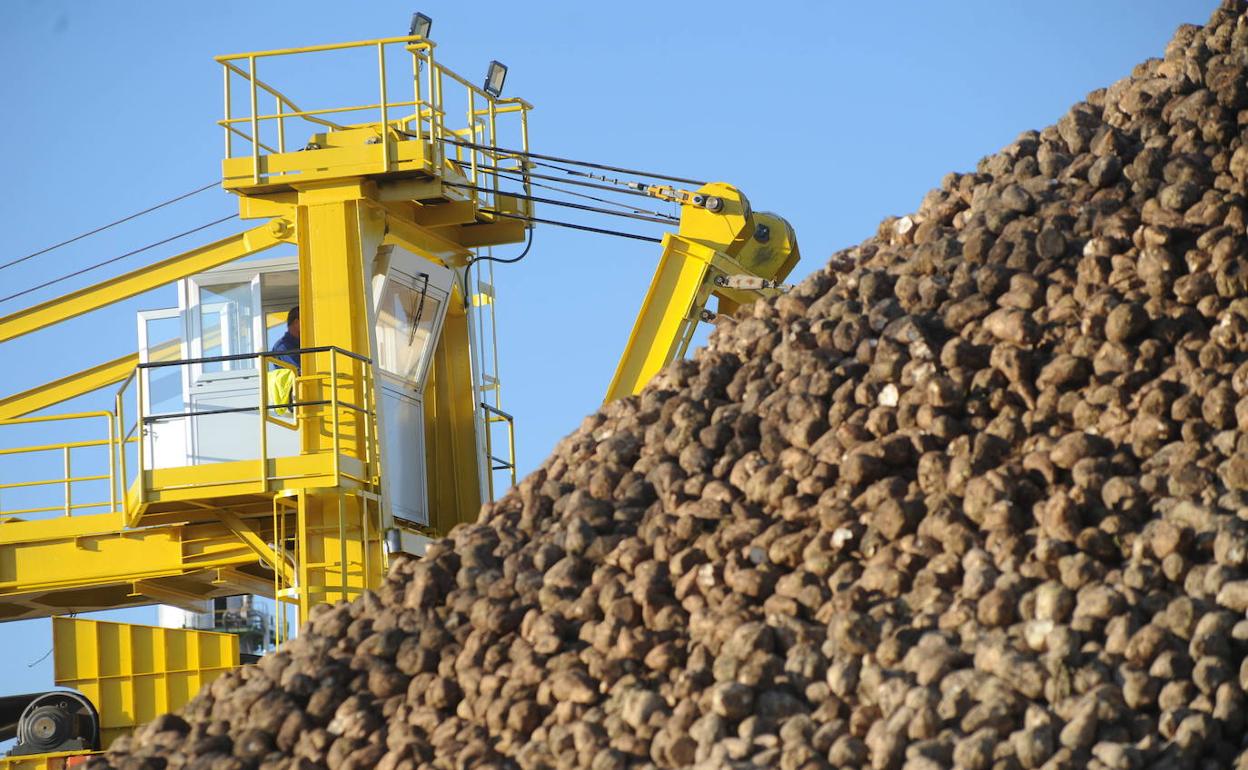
[0, 18, 797, 767]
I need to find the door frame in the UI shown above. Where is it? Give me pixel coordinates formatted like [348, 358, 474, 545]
[136, 307, 191, 469]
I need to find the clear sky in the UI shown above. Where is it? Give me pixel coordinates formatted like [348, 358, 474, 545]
[0, 0, 1214, 702]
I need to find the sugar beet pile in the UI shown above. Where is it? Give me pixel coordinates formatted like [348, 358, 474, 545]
[99, 4, 1248, 770]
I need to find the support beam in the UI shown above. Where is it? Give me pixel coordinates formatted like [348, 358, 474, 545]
[604, 234, 714, 403]
[0, 353, 137, 420]
[215, 510, 292, 583]
[130, 580, 210, 613]
[0, 221, 287, 344]
[213, 567, 277, 597]
[0, 511, 272, 622]
[295, 193, 386, 615]
[379, 207, 472, 266]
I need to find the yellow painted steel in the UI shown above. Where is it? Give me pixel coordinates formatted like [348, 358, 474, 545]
[605, 235, 717, 402]
[605, 185, 800, 402]
[0, 512, 275, 621]
[0, 223, 286, 344]
[52, 617, 238, 747]
[0, 412, 117, 520]
[0, 354, 137, 421]
[289, 191, 385, 615]
[424, 285, 485, 532]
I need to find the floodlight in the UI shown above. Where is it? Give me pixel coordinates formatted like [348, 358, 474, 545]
[409, 12, 432, 38]
[484, 60, 508, 98]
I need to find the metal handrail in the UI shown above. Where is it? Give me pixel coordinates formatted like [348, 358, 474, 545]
[216, 34, 431, 61]
[0, 411, 117, 519]
[218, 99, 423, 126]
[137, 345, 371, 369]
[219, 34, 532, 205]
[126, 347, 379, 501]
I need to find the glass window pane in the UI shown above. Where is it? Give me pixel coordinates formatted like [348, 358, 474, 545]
[141, 315, 185, 417]
[197, 281, 255, 372]
[260, 270, 299, 350]
[375, 279, 441, 384]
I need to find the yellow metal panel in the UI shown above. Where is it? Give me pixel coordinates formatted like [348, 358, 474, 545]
[137, 453, 360, 511]
[375, 178, 444, 202]
[237, 193, 296, 220]
[380, 208, 473, 266]
[409, 199, 477, 228]
[53, 617, 238, 748]
[423, 291, 484, 534]
[0, 354, 137, 421]
[676, 182, 751, 254]
[454, 218, 527, 249]
[605, 234, 716, 402]
[0, 523, 183, 592]
[222, 141, 428, 192]
[0, 223, 284, 344]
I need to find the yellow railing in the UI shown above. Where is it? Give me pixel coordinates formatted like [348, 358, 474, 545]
[127, 346, 380, 503]
[0, 347, 378, 525]
[0, 412, 117, 520]
[216, 35, 532, 205]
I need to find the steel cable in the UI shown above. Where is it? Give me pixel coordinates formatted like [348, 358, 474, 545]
[0, 215, 239, 305]
[443, 182, 676, 226]
[497, 169, 677, 219]
[0, 182, 219, 273]
[459, 227, 536, 308]
[404, 131, 705, 187]
[448, 159, 677, 219]
[481, 209, 662, 244]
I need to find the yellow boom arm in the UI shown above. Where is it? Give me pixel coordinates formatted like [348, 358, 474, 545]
[604, 182, 799, 402]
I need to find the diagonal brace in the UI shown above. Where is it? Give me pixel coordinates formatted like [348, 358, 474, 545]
[216, 509, 294, 584]
[0, 221, 287, 344]
[0, 353, 137, 421]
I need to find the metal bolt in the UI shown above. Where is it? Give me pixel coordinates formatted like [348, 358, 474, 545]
[269, 219, 294, 239]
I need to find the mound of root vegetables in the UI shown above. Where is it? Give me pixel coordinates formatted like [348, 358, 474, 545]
[98, 3, 1248, 769]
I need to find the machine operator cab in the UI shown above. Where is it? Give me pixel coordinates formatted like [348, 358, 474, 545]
[135, 249, 464, 528]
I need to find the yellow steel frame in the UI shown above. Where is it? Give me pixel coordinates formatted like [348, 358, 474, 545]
[0, 222, 288, 344]
[0, 412, 117, 520]
[52, 617, 238, 747]
[0, 27, 535, 634]
[423, 283, 485, 531]
[0, 354, 137, 422]
[605, 184, 800, 402]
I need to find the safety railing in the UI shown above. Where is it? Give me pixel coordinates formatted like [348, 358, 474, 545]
[467, 250, 518, 499]
[481, 402, 517, 494]
[216, 34, 532, 211]
[0, 412, 118, 520]
[125, 346, 379, 501]
[0, 346, 380, 524]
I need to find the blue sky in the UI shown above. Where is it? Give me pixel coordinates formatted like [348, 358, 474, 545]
[0, 0, 1213, 702]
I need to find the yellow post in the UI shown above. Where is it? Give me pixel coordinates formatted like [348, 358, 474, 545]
[292, 185, 386, 615]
